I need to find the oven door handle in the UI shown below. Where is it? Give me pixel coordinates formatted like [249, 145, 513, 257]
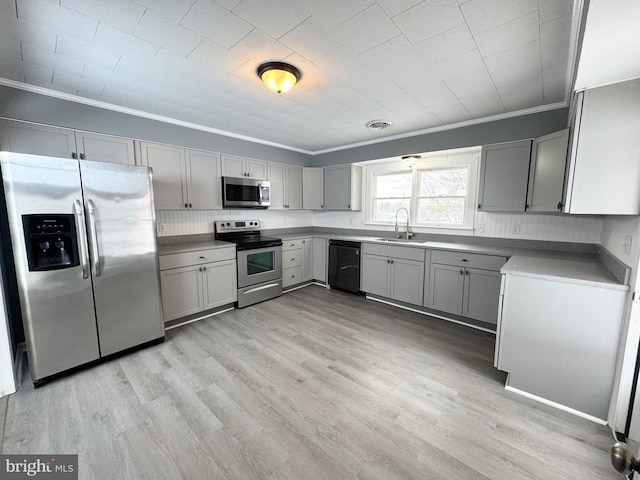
[257, 182, 263, 204]
[242, 283, 280, 295]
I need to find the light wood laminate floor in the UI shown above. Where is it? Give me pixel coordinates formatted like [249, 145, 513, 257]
[2, 285, 619, 479]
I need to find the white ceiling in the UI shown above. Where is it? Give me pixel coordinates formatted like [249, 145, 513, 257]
[0, 0, 578, 153]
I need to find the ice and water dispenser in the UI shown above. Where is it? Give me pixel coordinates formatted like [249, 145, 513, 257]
[22, 214, 79, 271]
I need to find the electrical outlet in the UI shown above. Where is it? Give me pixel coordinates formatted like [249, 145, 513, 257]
[157, 222, 166, 234]
[512, 224, 521, 234]
[476, 223, 484, 232]
[623, 235, 633, 255]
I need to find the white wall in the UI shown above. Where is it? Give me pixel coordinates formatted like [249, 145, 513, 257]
[601, 216, 640, 266]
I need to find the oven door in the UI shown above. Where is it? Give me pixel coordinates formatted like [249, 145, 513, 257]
[237, 245, 282, 288]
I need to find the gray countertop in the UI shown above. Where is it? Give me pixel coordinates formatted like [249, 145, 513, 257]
[158, 231, 628, 290]
[158, 239, 234, 255]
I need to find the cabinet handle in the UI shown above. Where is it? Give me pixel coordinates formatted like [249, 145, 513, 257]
[184, 203, 188, 208]
[557, 202, 563, 211]
[199, 267, 202, 272]
[189, 203, 192, 208]
[199, 256, 205, 259]
[291, 258, 295, 261]
[71, 152, 77, 159]
[203, 266, 206, 271]
[460, 270, 464, 275]
[461, 259, 468, 262]
[321, 205, 324, 209]
[478, 204, 481, 209]
[524, 203, 529, 210]
[347, 204, 351, 208]
[79, 153, 86, 160]
[465, 270, 469, 275]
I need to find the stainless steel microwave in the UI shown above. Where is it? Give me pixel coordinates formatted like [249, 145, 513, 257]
[222, 177, 270, 208]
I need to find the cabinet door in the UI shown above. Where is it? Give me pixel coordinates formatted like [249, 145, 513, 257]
[361, 254, 390, 297]
[323, 165, 350, 210]
[428, 263, 464, 315]
[303, 167, 324, 210]
[267, 163, 286, 209]
[312, 238, 327, 282]
[302, 239, 313, 282]
[75, 131, 136, 165]
[0, 120, 76, 158]
[286, 166, 303, 210]
[247, 159, 267, 179]
[221, 155, 245, 177]
[462, 268, 501, 324]
[526, 129, 569, 212]
[202, 260, 237, 310]
[390, 258, 424, 306]
[186, 150, 221, 209]
[565, 79, 640, 215]
[140, 142, 187, 209]
[478, 140, 532, 212]
[160, 265, 203, 321]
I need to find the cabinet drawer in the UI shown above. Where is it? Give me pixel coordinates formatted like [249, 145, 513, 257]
[431, 250, 506, 271]
[283, 239, 305, 251]
[283, 248, 303, 269]
[363, 242, 425, 262]
[159, 247, 236, 270]
[283, 266, 303, 287]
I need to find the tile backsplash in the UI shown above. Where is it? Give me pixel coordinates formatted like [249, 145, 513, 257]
[157, 208, 604, 245]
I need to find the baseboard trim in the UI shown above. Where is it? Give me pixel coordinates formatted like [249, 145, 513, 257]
[504, 379, 607, 425]
[165, 306, 235, 331]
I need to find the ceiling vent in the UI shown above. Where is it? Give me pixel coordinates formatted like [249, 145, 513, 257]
[366, 120, 391, 130]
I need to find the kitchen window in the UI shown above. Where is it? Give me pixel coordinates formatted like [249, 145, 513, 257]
[367, 149, 479, 230]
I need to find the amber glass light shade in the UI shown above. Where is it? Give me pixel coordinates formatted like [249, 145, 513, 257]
[257, 62, 301, 94]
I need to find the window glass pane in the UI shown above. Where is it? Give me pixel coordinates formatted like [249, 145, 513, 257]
[373, 199, 410, 222]
[376, 173, 412, 198]
[418, 198, 465, 225]
[419, 169, 467, 197]
[246, 251, 274, 275]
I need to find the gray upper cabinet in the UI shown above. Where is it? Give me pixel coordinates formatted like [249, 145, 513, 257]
[323, 164, 362, 211]
[268, 163, 303, 210]
[0, 120, 135, 165]
[562, 79, 640, 215]
[303, 167, 324, 210]
[478, 139, 532, 212]
[526, 129, 570, 212]
[140, 142, 221, 210]
[221, 154, 267, 179]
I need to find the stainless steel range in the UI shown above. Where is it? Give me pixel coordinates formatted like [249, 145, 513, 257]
[215, 220, 282, 308]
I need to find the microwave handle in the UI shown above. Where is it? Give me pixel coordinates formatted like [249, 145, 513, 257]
[257, 183, 263, 204]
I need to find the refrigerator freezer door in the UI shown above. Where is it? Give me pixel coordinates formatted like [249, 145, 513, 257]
[0, 152, 100, 381]
[79, 160, 164, 356]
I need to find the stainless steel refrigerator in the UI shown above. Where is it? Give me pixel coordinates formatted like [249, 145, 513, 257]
[0, 152, 164, 386]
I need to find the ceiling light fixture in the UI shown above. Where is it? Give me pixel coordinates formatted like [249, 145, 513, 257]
[366, 120, 391, 130]
[402, 155, 421, 168]
[257, 62, 301, 94]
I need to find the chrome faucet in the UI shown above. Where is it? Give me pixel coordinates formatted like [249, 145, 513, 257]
[394, 207, 413, 239]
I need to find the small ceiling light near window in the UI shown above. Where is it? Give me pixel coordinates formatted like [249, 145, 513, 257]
[366, 120, 391, 130]
[402, 155, 421, 169]
[257, 62, 301, 94]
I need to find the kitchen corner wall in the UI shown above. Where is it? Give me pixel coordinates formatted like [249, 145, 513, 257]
[156, 209, 313, 237]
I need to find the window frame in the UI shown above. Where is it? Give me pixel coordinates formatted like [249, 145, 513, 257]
[365, 149, 480, 231]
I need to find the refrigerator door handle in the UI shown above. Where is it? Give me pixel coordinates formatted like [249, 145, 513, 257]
[86, 199, 102, 277]
[73, 199, 90, 279]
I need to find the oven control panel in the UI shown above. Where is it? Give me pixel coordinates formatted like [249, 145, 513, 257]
[215, 220, 261, 232]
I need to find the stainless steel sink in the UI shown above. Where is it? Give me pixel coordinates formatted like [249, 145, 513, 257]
[376, 238, 424, 244]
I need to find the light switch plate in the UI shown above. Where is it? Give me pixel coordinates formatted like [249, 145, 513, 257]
[476, 223, 484, 232]
[512, 224, 521, 234]
[158, 222, 166, 234]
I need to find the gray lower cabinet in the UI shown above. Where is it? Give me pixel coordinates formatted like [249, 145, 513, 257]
[361, 243, 425, 306]
[283, 238, 315, 288]
[426, 250, 506, 325]
[312, 238, 327, 283]
[159, 247, 237, 323]
[302, 239, 313, 282]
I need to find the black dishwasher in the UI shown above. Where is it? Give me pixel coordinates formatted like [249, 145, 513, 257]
[328, 240, 361, 294]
